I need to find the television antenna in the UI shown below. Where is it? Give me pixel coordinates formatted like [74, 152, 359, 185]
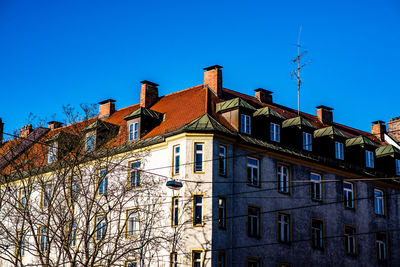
[291, 26, 311, 116]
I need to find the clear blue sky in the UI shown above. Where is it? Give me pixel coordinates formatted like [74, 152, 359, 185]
[1, 0, 399, 137]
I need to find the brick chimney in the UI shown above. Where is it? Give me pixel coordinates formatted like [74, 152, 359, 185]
[20, 124, 33, 138]
[0, 118, 3, 144]
[387, 116, 400, 142]
[316, 105, 334, 124]
[98, 99, 116, 119]
[140, 81, 159, 108]
[254, 88, 273, 104]
[48, 121, 63, 130]
[203, 65, 223, 97]
[371, 120, 386, 141]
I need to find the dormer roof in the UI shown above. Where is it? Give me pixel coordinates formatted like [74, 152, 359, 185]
[123, 107, 164, 121]
[253, 106, 286, 120]
[216, 97, 256, 113]
[282, 116, 316, 129]
[314, 126, 347, 139]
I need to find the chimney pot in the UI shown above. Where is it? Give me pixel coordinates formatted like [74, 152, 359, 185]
[316, 105, 334, 124]
[98, 99, 116, 119]
[203, 65, 223, 97]
[254, 88, 273, 104]
[48, 121, 63, 130]
[140, 81, 159, 108]
[20, 124, 33, 138]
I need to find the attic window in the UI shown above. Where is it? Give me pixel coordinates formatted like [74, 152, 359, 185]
[270, 122, 280, 142]
[47, 142, 58, 163]
[303, 132, 312, 151]
[366, 150, 374, 168]
[86, 134, 95, 152]
[240, 114, 251, 134]
[129, 122, 139, 141]
[396, 159, 400, 176]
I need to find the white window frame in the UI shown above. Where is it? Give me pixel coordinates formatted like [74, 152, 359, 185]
[40, 226, 48, 252]
[374, 188, 385, 215]
[129, 122, 139, 141]
[335, 141, 344, 160]
[247, 157, 260, 186]
[270, 122, 280, 142]
[96, 215, 106, 240]
[343, 182, 354, 209]
[47, 142, 58, 163]
[303, 132, 312, 151]
[194, 143, 204, 173]
[192, 250, 203, 267]
[376, 233, 387, 261]
[42, 183, 52, 208]
[98, 169, 108, 195]
[171, 197, 179, 227]
[395, 159, 400, 176]
[240, 114, 251, 134]
[126, 209, 139, 237]
[85, 134, 95, 152]
[193, 195, 203, 226]
[345, 226, 356, 255]
[277, 165, 290, 194]
[69, 221, 77, 247]
[130, 161, 141, 188]
[310, 173, 322, 201]
[219, 145, 227, 176]
[366, 150, 374, 168]
[247, 206, 260, 237]
[278, 213, 291, 243]
[170, 252, 178, 267]
[173, 145, 180, 175]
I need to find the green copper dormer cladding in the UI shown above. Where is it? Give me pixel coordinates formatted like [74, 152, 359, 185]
[182, 113, 233, 135]
[376, 145, 400, 158]
[253, 107, 286, 141]
[123, 107, 164, 141]
[282, 116, 316, 151]
[313, 126, 348, 159]
[345, 135, 378, 148]
[375, 145, 400, 175]
[345, 135, 378, 168]
[282, 116, 316, 130]
[313, 126, 347, 139]
[216, 97, 256, 113]
[253, 107, 286, 120]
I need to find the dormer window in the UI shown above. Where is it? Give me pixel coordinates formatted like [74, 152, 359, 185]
[129, 122, 139, 141]
[240, 114, 251, 134]
[335, 141, 344, 160]
[47, 142, 58, 163]
[366, 150, 374, 168]
[303, 132, 312, 151]
[270, 122, 280, 142]
[86, 134, 95, 152]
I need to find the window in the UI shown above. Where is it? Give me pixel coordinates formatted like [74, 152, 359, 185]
[69, 221, 77, 247]
[366, 150, 374, 168]
[70, 176, 80, 201]
[311, 219, 324, 249]
[277, 165, 290, 194]
[126, 261, 137, 267]
[173, 145, 180, 175]
[86, 134, 95, 152]
[270, 122, 280, 142]
[374, 188, 385, 215]
[247, 206, 260, 238]
[47, 142, 57, 163]
[194, 143, 204, 172]
[335, 141, 344, 160]
[343, 182, 354, 209]
[302, 132, 312, 151]
[98, 169, 108, 195]
[16, 231, 27, 257]
[96, 215, 106, 240]
[39, 226, 48, 252]
[193, 195, 203, 226]
[171, 197, 179, 227]
[19, 187, 27, 209]
[344, 226, 357, 255]
[218, 197, 226, 229]
[376, 232, 387, 262]
[42, 183, 52, 208]
[129, 161, 141, 188]
[247, 258, 261, 267]
[240, 114, 251, 134]
[170, 252, 178, 267]
[396, 159, 400, 176]
[310, 173, 322, 201]
[219, 145, 227, 176]
[126, 209, 139, 237]
[217, 251, 226, 267]
[192, 250, 203, 267]
[247, 157, 260, 186]
[129, 122, 139, 141]
[278, 212, 291, 243]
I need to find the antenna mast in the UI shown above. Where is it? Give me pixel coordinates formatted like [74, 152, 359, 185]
[291, 26, 311, 116]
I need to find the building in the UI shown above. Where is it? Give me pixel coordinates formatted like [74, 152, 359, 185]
[1, 65, 400, 266]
